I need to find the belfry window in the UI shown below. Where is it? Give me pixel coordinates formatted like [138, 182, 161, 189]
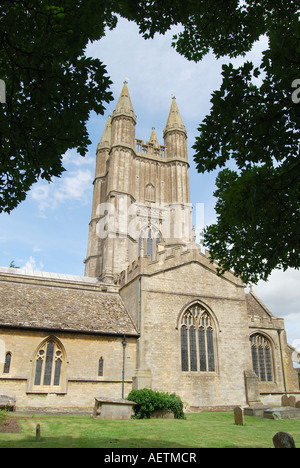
[180, 304, 216, 372]
[32, 337, 65, 392]
[138, 226, 161, 261]
[250, 333, 273, 382]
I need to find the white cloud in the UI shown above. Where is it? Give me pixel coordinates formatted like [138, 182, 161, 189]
[62, 150, 94, 167]
[22, 256, 44, 271]
[253, 269, 300, 318]
[252, 269, 300, 345]
[31, 168, 93, 213]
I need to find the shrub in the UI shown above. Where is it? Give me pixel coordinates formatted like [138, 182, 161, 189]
[127, 388, 185, 419]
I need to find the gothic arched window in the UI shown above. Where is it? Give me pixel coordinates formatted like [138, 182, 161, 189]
[138, 225, 161, 260]
[180, 304, 216, 372]
[32, 337, 66, 392]
[250, 333, 273, 382]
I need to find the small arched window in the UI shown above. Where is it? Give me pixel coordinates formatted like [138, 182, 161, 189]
[3, 352, 11, 374]
[180, 304, 216, 373]
[98, 357, 104, 377]
[32, 337, 65, 392]
[250, 333, 273, 382]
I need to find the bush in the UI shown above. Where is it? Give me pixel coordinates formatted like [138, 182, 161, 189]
[127, 388, 185, 419]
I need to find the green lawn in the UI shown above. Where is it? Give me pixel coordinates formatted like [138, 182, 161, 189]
[1, 411, 300, 448]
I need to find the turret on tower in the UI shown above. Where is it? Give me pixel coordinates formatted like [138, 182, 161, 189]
[111, 81, 136, 149]
[164, 97, 188, 161]
[84, 84, 192, 282]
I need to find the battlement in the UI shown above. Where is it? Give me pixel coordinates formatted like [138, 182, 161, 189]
[118, 243, 244, 288]
[136, 139, 165, 159]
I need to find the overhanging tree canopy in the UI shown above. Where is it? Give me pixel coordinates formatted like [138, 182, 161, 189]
[1, 0, 299, 283]
[130, 0, 300, 284]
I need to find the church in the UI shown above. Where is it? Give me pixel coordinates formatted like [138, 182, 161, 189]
[0, 83, 298, 413]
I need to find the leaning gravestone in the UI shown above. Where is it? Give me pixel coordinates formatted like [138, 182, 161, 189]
[273, 432, 295, 448]
[234, 406, 244, 425]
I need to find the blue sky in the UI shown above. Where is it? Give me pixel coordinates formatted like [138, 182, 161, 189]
[0, 17, 299, 349]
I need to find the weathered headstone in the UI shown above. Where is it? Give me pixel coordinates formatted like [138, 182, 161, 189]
[273, 432, 295, 448]
[295, 400, 300, 409]
[281, 395, 289, 407]
[288, 396, 296, 408]
[234, 406, 244, 425]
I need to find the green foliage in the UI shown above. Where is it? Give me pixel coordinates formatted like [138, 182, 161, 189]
[127, 388, 185, 420]
[0, 408, 8, 427]
[1, 1, 299, 283]
[0, 0, 116, 213]
[128, 1, 300, 283]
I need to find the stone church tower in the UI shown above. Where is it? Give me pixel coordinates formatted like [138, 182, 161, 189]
[0, 82, 298, 414]
[84, 82, 193, 283]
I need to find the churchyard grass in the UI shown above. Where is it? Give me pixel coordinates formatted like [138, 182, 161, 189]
[1, 411, 300, 448]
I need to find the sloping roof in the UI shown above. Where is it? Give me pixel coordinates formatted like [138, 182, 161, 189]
[245, 291, 274, 319]
[0, 270, 138, 337]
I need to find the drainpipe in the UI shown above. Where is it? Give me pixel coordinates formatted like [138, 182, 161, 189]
[136, 277, 142, 389]
[122, 335, 127, 399]
[278, 329, 287, 393]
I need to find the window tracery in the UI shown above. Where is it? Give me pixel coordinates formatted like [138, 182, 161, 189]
[180, 304, 216, 373]
[32, 337, 65, 392]
[250, 333, 273, 382]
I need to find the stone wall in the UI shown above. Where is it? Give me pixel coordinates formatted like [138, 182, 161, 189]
[121, 260, 252, 410]
[0, 328, 137, 413]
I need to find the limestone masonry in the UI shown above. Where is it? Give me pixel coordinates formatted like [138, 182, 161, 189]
[0, 83, 298, 413]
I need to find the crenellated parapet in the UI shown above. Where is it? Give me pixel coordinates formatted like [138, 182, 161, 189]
[118, 242, 244, 288]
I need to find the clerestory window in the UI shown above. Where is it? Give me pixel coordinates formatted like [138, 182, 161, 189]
[180, 304, 216, 373]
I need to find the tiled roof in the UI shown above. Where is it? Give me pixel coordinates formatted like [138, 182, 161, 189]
[0, 269, 138, 336]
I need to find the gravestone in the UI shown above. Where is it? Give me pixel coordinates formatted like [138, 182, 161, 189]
[273, 432, 295, 448]
[295, 401, 300, 409]
[289, 396, 296, 408]
[234, 406, 244, 425]
[281, 395, 289, 407]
